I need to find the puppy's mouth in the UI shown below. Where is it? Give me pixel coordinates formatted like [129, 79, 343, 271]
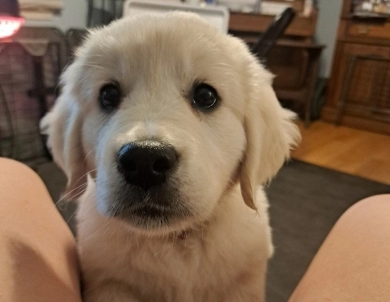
[102, 183, 192, 230]
[114, 202, 176, 219]
[132, 205, 169, 219]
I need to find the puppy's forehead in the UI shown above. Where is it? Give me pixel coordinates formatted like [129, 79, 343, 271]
[80, 13, 239, 84]
[87, 12, 225, 56]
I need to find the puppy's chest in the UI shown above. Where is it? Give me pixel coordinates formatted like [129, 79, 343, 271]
[111, 235, 244, 301]
[128, 236, 229, 278]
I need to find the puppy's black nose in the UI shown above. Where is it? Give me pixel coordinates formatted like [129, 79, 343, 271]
[117, 141, 178, 191]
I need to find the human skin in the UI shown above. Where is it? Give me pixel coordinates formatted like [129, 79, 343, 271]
[0, 157, 81, 302]
[289, 194, 390, 302]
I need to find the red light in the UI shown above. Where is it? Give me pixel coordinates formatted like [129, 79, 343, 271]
[0, 16, 24, 39]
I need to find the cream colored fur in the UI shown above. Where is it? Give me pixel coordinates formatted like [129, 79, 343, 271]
[41, 12, 300, 302]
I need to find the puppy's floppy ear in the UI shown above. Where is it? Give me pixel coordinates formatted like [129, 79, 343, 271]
[40, 83, 87, 200]
[240, 66, 300, 210]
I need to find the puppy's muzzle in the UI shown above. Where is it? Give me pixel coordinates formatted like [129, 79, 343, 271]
[117, 140, 178, 191]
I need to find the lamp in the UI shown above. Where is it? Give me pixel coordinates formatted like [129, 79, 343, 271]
[0, 0, 24, 39]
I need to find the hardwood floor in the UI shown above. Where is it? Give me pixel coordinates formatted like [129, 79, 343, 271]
[291, 120, 390, 185]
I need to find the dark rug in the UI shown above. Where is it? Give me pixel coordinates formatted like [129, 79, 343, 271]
[36, 161, 78, 234]
[265, 160, 390, 302]
[36, 160, 390, 301]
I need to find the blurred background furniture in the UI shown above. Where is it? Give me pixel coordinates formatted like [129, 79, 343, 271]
[0, 27, 67, 163]
[323, 0, 390, 135]
[229, 1, 324, 126]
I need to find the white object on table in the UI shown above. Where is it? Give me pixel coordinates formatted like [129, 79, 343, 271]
[123, 0, 229, 33]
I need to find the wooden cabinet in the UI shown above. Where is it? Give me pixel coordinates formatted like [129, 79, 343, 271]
[229, 10, 324, 125]
[323, 0, 390, 134]
[229, 10, 318, 37]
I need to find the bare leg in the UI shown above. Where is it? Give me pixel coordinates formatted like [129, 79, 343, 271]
[289, 194, 390, 302]
[0, 158, 81, 302]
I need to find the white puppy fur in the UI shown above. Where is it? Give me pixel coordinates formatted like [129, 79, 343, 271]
[42, 12, 300, 302]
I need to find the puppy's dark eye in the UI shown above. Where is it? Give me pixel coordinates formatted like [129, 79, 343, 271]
[99, 83, 121, 110]
[192, 84, 219, 110]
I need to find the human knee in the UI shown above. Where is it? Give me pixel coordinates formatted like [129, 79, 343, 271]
[0, 158, 39, 179]
[0, 157, 48, 199]
[337, 194, 390, 231]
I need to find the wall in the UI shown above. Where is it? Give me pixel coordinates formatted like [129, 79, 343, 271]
[24, 0, 87, 31]
[315, 0, 343, 78]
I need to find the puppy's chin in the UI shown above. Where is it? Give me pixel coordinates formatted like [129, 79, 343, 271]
[96, 181, 194, 235]
[114, 208, 195, 237]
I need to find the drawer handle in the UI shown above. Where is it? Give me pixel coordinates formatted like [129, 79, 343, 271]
[357, 25, 369, 34]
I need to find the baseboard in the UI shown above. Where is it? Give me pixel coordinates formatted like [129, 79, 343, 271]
[321, 107, 390, 135]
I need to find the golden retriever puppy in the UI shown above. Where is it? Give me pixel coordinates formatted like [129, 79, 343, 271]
[42, 12, 300, 302]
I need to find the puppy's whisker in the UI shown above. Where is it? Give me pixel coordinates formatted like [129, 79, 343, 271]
[82, 148, 96, 166]
[56, 168, 97, 204]
[109, 223, 120, 240]
[79, 169, 97, 181]
[101, 222, 113, 237]
[66, 208, 78, 225]
[85, 52, 105, 59]
[108, 185, 130, 216]
[135, 234, 140, 250]
[56, 182, 88, 205]
[154, 234, 169, 257]
[82, 63, 106, 70]
[85, 220, 111, 240]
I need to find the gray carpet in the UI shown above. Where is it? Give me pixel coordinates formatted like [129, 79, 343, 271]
[265, 160, 390, 302]
[36, 160, 390, 302]
[36, 161, 78, 235]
